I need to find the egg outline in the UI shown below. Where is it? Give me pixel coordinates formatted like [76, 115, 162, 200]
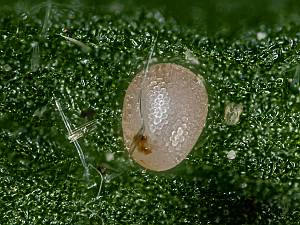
[122, 63, 208, 171]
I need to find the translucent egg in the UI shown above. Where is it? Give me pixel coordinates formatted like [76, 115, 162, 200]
[122, 63, 208, 171]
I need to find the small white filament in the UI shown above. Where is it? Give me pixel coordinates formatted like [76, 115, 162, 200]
[59, 34, 92, 53]
[55, 99, 89, 178]
[89, 164, 103, 198]
[68, 119, 98, 142]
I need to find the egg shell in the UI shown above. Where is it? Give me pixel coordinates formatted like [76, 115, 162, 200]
[122, 63, 208, 171]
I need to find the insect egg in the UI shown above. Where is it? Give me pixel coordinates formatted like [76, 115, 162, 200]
[122, 63, 208, 171]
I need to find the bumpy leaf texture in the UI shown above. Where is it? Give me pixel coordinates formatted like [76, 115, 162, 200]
[1, 0, 300, 224]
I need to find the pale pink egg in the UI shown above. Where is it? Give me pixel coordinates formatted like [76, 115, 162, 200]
[122, 63, 208, 171]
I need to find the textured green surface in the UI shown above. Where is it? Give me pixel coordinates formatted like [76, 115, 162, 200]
[1, 1, 300, 224]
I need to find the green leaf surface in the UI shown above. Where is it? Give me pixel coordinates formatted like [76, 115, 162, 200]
[1, 1, 300, 224]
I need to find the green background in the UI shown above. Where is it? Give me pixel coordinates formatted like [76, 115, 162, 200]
[1, 0, 300, 224]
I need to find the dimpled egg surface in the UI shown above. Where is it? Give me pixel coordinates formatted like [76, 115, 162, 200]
[122, 63, 208, 171]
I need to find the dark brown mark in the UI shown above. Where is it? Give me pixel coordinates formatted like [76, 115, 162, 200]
[96, 163, 108, 175]
[80, 108, 96, 120]
[132, 133, 152, 155]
